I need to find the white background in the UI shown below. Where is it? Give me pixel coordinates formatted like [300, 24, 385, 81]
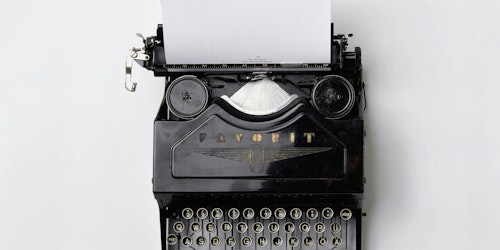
[1, 0, 499, 249]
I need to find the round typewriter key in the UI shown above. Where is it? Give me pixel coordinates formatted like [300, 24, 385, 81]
[173, 222, 184, 233]
[166, 76, 209, 119]
[196, 208, 208, 219]
[315, 222, 326, 233]
[290, 208, 302, 220]
[284, 222, 295, 233]
[253, 222, 264, 233]
[304, 236, 314, 246]
[211, 208, 223, 220]
[221, 222, 232, 232]
[331, 222, 341, 233]
[289, 237, 299, 247]
[181, 208, 194, 219]
[242, 208, 255, 219]
[181, 236, 192, 247]
[273, 237, 283, 247]
[322, 207, 334, 219]
[306, 208, 319, 220]
[211, 237, 221, 247]
[260, 208, 272, 219]
[228, 208, 240, 220]
[318, 236, 328, 246]
[190, 222, 201, 232]
[340, 208, 352, 220]
[236, 222, 248, 233]
[274, 208, 286, 219]
[226, 237, 236, 247]
[257, 236, 268, 247]
[206, 222, 216, 233]
[268, 222, 279, 233]
[311, 75, 356, 119]
[333, 236, 342, 247]
[196, 236, 206, 246]
[300, 222, 310, 233]
[242, 236, 252, 247]
[167, 234, 177, 245]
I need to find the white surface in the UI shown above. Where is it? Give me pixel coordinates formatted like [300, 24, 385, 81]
[161, 0, 331, 65]
[1, 0, 500, 250]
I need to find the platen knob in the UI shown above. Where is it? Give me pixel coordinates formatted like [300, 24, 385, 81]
[166, 75, 209, 119]
[311, 75, 355, 119]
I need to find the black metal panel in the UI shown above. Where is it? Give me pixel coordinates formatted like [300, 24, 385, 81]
[153, 100, 364, 200]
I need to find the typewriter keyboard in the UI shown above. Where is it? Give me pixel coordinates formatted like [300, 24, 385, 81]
[166, 206, 357, 249]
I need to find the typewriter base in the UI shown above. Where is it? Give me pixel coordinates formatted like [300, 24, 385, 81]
[157, 194, 362, 250]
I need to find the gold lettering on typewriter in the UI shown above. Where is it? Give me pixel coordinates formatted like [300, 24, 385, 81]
[197, 131, 316, 143]
[304, 132, 315, 143]
[235, 133, 243, 143]
[252, 133, 263, 143]
[271, 133, 280, 143]
[199, 133, 206, 143]
[217, 133, 225, 143]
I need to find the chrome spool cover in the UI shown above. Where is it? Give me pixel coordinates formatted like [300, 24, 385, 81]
[311, 75, 355, 119]
[166, 75, 209, 119]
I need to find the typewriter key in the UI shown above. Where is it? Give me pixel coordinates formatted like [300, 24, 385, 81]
[166, 76, 209, 119]
[318, 236, 328, 246]
[257, 237, 268, 247]
[260, 208, 272, 219]
[331, 222, 341, 233]
[242, 208, 255, 219]
[340, 208, 352, 220]
[275, 208, 286, 219]
[196, 236, 206, 246]
[181, 208, 194, 219]
[315, 222, 326, 233]
[242, 236, 252, 247]
[311, 75, 356, 119]
[196, 208, 208, 219]
[167, 234, 177, 245]
[273, 237, 283, 247]
[306, 208, 319, 220]
[284, 222, 295, 233]
[269, 222, 279, 233]
[253, 222, 264, 233]
[228, 208, 240, 220]
[304, 236, 314, 246]
[221, 222, 232, 232]
[226, 237, 236, 247]
[332, 237, 342, 247]
[173, 222, 184, 233]
[181, 236, 192, 247]
[211, 237, 221, 247]
[290, 208, 302, 220]
[300, 222, 310, 233]
[190, 222, 201, 232]
[211, 208, 223, 220]
[322, 207, 334, 219]
[206, 222, 216, 233]
[237, 222, 248, 233]
[289, 237, 299, 247]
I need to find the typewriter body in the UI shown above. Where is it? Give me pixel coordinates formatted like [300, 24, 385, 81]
[126, 2, 365, 249]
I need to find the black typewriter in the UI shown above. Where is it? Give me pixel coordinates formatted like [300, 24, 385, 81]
[125, 4, 365, 249]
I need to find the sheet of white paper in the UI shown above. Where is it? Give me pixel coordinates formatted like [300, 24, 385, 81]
[160, 0, 331, 65]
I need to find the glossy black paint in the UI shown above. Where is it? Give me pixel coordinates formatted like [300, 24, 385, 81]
[153, 100, 364, 202]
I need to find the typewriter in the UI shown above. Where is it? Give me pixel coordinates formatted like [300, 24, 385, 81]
[125, 1, 365, 249]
